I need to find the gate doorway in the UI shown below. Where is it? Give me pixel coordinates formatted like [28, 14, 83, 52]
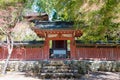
[49, 40, 70, 59]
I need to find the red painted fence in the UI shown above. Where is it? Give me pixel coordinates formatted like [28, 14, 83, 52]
[76, 47, 120, 60]
[0, 47, 120, 60]
[0, 47, 44, 60]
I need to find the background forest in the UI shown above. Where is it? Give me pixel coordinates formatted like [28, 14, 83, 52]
[0, 0, 120, 42]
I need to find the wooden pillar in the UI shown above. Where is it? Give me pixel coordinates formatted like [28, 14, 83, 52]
[43, 38, 49, 59]
[70, 38, 76, 59]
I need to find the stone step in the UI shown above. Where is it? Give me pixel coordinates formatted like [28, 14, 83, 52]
[49, 61, 65, 65]
[44, 63, 65, 66]
[50, 60, 64, 63]
[41, 72, 76, 76]
[41, 70, 78, 73]
[40, 73, 81, 79]
[43, 65, 70, 69]
[40, 60, 80, 79]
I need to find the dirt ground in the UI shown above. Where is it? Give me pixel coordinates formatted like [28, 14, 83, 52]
[81, 71, 120, 80]
[0, 71, 119, 80]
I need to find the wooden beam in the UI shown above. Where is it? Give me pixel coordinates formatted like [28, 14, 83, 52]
[32, 29, 83, 38]
[47, 37, 73, 40]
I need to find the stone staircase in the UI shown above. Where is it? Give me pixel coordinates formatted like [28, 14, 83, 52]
[40, 60, 81, 79]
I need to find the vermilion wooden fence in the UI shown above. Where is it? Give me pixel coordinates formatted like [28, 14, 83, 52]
[0, 47, 120, 60]
[76, 47, 120, 60]
[0, 47, 44, 60]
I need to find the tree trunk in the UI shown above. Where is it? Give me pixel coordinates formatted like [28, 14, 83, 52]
[2, 53, 12, 74]
[2, 35, 13, 75]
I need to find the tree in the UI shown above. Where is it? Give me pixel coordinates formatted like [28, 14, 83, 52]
[0, 0, 26, 74]
[34, 0, 120, 41]
[0, 30, 13, 74]
[53, 0, 120, 41]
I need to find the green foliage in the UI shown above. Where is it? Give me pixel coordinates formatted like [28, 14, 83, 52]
[1, 0, 120, 41]
[0, 0, 26, 8]
[52, 0, 120, 41]
[22, 0, 120, 41]
[24, 0, 34, 9]
[0, 0, 27, 41]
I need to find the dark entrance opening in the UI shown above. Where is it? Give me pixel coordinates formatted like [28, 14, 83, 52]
[49, 40, 70, 59]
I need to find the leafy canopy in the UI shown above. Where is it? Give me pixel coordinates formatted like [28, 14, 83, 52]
[37, 0, 120, 41]
[0, 0, 120, 42]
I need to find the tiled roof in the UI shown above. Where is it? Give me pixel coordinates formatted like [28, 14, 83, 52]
[35, 21, 74, 30]
[0, 41, 44, 47]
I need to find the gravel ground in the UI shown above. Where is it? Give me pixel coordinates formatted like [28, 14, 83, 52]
[0, 72, 40, 80]
[0, 71, 120, 80]
[81, 71, 120, 80]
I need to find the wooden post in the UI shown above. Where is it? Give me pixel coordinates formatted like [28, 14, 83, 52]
[43, 38, 49, 59]
[70, 38, 76, 59]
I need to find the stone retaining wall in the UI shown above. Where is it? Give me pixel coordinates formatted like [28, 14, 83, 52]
[0, 60, 120, 74]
